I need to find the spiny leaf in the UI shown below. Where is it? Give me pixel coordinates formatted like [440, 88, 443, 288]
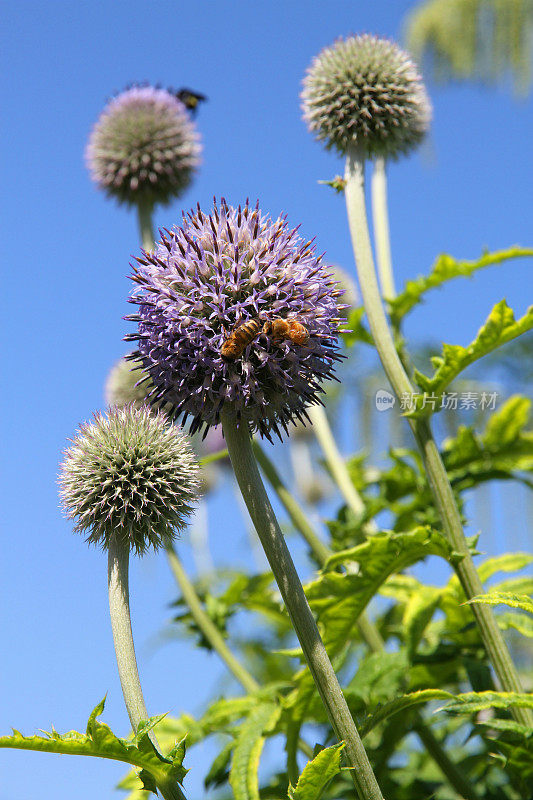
[440, 692, 533, 715]
[483, 395, 532, 447]
[0, 699, 186, 794]
[466, 592, 533, 615]
[205, 738, 235, 789]
[229, 701, 281, 800]
[360, 690, 454, 737]
[412, 300, 533, 407]
[389, 247, 533, 324]
[305, 528, 453, 659]
[289, 743, 345, 800]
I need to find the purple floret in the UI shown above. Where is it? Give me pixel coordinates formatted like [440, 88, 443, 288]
[126, 199, 345, 440]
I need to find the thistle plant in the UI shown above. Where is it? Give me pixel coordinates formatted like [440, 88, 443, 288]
[105, 356, 152, 408]
[59, 405, 200, 800]
[127, 200, 384, 799]
[86, 85, 201, 248]
[302, 32, 533, 730]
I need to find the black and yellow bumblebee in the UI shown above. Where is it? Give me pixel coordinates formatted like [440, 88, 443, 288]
[173, 88, 207, 116]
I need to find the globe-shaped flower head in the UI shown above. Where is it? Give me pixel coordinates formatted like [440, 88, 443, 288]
[126, 199, 345, 440]
[59, 405, 200, 554]
[105, 356, 152, 408]
[86, 85, 201, 206]
[302, 34, 431, 159]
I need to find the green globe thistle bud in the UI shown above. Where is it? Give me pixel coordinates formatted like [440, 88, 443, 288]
[86, 85, 201, 207]
[302, 34, 431, 159]
[105, 356, 152, 408]
[59, 405, 200, 554]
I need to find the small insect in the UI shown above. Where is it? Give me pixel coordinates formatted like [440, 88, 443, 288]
[220, 319, 262, 361]
[172, 88, 207, 116]
[263, 318, 310, 346]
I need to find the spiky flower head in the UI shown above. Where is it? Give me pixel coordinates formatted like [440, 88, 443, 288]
[105, 356, 152, 408]
[86, 85, 201, 206]
[302, 34, 431, 159]
[59, 405, 200, 554]
[126, 199, 345, 440]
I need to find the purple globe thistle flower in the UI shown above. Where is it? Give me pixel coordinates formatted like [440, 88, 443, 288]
[125, 199, 345, 440]
[85, 85, 201, 207]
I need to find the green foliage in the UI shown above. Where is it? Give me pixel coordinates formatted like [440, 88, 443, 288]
[230, 702, 281, 800]
[467, 592, 533, 614]
[0, 699, 187, 796]
[389, 246, 533, 324]
[412, 300, 533, 411]
[405, 0, 533, 94]
[289, 744, 344, 800]
[308, 528, 454, 658]
[441, 691, 533, 715]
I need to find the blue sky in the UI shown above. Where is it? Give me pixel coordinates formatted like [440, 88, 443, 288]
[1, 1, 532, 799]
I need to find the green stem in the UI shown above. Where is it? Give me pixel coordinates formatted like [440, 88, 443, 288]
[256, 437, 479, 798]
[371, 157, 396, 300]
[137, 200, 156, 251]
[307, 405, 365, 518]
[344, 145, 532, 728]
[107, 537, 187, 800]
[221, 411, 384, 800]
[166, 545, 259, 694]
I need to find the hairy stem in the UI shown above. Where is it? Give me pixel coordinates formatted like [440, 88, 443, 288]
[166, 545, 259, 694]
[107, 537, 187, 800]
[371, 157, 396, 300]
[137, 200, 155, 251]
[221, 411, 384, 800]
[344, 145, 532, 728]
[255, 440, 480, 798]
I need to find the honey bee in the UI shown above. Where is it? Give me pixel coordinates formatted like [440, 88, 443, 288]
[220, 319, 262, 360]
[263, 317, 310, 346]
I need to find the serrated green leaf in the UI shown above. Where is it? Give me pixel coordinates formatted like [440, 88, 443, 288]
[0, 699, 185, 795]
[440, 691, 533, 714]
[229, 702, 281, 800]
[477, 551, 533, 583]
[360, 690, 454, 737]
[475, 718, 533, 739]
[413, 300, 533, 406]
[389, 247, 533, 324]
[483, 395, 532, 447]
[467, 592, 533, 614]
[307, 528, 453, 658]
[498, 611, 533, 637]
[289, 743, 344, 800]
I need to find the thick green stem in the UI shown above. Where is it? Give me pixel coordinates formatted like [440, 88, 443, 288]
[255, 442, 479, 798]
[107, 538, 187, 800]
[344, 145, 532, 728]
[222, 411, 384, 800]
[371, 157, 396, 300]
[137, 200, 155, 251]
[166, 545, 259, 694]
